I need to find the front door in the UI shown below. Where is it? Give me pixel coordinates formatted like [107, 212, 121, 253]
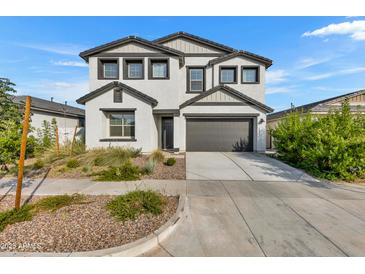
[162, 117, 174, 150]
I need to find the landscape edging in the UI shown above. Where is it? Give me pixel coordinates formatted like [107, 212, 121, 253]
[0, 194, 186, 257]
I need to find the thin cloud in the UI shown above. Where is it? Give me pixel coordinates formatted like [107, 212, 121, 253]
[296, 56, 334, 69]
[14, 42, 85, 56]
[305, 67, 365, 80]
[303, 20, 365, 41]
[266, 69, 288, 84]
[52, 60, 87, 67]
[266, 86, 294, 95]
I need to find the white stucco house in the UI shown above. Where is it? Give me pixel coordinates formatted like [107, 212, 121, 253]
[76, 32, 273, 152]
[13, 96, 85, 144]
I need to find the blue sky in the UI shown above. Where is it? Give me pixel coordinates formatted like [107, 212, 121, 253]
[0, 16, 365, 111]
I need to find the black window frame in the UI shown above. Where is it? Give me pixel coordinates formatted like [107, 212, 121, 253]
[219, 66, 238, 84]
[123, 58, 144, 80]
[241, 66, 260, 84]
[108, 111, 136, 139]
[148, 58, 170, 80]
[97, 58, 119, 80]
[186, 66, 206, 93]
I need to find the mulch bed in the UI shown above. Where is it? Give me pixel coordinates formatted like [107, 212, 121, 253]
[0, 195, 178, 253]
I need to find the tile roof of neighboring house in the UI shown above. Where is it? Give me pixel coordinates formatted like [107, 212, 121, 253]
[76, 81, 158, 106]
[208, 50, 273, 68]
[268, 89, 365, 120]
[179, 85, 274, 113]
[79, 36, 185, 62]
[13, 96, 85, 118]
[153, 31, 237, 53]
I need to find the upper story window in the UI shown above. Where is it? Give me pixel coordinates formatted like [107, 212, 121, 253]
[219, 66, 237, 84]
[123, 59, 144, 80]
[148, 58, 169, 79]
[187, 67, 205, 92]
[98, 59, 119, 80]
[242, 66, 259, 84]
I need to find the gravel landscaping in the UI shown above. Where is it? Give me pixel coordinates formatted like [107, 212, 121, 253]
[0, 194, 178, 253]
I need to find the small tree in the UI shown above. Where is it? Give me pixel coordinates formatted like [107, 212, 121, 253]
[36, 118, 58, 151]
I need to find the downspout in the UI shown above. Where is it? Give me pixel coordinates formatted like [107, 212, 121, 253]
[211, 64, 214, 89]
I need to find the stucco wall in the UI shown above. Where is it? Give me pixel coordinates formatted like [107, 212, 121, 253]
[30, 110, 82, 144]
[84, 87, 157, 152]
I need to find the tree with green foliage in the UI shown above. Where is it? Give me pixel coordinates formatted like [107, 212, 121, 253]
[0, 78, 35, 170]
[36, 118, 57, 150]
[271, 100, 365, 181]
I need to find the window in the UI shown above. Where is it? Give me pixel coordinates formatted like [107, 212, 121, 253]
[113, 88, 123, 103]
[123, 59, 144, 79]
[219, 66, 237, 84]
[98, 59, 119, 79]
[187, 67, 205, 92]
[149, 59, 169, 79]
[242, 67, 259, 83]
[109, 112, 135, 138]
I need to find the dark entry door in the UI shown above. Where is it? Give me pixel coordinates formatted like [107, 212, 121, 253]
[186, 118, 253, 152]
[162, 117, 174, 150]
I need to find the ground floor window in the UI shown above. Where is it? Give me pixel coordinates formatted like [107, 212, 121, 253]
[109, 112, 135, 138]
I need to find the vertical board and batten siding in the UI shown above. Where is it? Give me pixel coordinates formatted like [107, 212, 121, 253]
[161, 38, 224, 54]
[197, 90, 241, 103]
[105, 43, 161, 53]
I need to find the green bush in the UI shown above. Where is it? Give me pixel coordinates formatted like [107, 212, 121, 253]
[149, 149, 165, 163]
[91, 147, 142, 167]
[33, 159, 44, 170]
[95, 160, 141, 181]
[271, 101, 365, 181]
[0, 204, 34, 232]
[66, 158, 80, 168]
[142, 158, 156, 174]
[106, 190, 165, 221]
[35, 194, 85, 212]
[164, 157, 176, 166]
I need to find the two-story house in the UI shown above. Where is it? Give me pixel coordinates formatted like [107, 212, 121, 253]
[76, 32, 273, 153]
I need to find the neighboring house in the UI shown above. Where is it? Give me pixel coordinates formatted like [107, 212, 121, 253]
[13, 96, 85, 144]
[76, 31, 273, 152]
[266, 89, 365, 149]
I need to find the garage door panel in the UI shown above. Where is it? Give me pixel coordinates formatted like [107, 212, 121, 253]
[186, 118, 253, 152]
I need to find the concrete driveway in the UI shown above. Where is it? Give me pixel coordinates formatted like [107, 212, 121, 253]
[145, 152, 365, 257]
[186, 152, 315, 182]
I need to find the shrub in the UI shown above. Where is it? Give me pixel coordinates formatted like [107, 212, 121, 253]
[35, 194, 85, 212]
[66, 158, 79, 168]
[164, 157, 176, 166]
[33, 159, 44, 170]
[142, 158, 156, 174]
[91, 147, 141, 167]
[271, 101, 365, 181]
[149, 149, 165, 163]
[0, 204, 34, 232]
[106, 190, 165, 221]
[95, 160, 141, 181]
[82, 166, 91, 173]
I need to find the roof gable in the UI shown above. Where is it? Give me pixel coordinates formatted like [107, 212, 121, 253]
[154, 32, 236, 54]
[208, 51, 272, 68]
[180, 85, 273, 113]
[79, 36, 184, 62]
[76, 82, 158, 106]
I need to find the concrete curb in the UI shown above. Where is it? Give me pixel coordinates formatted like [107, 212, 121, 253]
[0, 195, 186, 257]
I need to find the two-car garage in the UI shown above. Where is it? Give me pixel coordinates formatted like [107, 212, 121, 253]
[186, 117, 254, 152]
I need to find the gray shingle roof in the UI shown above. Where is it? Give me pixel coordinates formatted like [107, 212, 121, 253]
[268, 89, 365, 120]
[13, 96, 85, 117]
[208, 51, 272, 68]
[76, 81, 158, 106]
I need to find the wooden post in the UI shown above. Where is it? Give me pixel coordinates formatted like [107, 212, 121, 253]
[70, 126, 78, 155]
[55, 126, 60, 157]
[15, 96, 31, 209]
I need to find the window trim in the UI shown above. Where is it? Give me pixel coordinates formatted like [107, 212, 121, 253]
[97, 58, 119, 80]
[186, 66, 205, 93]
[219, 65, 238, 84]
[241, 66, 260, 84]
[123, 58, 144, 80]
[148, 58, 170, 80]
[107, 111, 136, 139]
